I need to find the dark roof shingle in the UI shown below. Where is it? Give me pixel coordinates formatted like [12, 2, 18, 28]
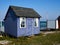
[57, 16, 60, 20]
[10, 6, 41, 18]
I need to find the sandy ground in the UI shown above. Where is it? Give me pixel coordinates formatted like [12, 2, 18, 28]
[0, 40, 12, 45]
[40, 31, 60, 36]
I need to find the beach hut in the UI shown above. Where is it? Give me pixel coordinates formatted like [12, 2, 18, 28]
[56, 16, 60, 29]
[47, 20, 56, 30]
[4, 6, 41, 37]
[40, 20, 56, 31]
[40, 21, 47, 30]
[0, 21, 4, 34]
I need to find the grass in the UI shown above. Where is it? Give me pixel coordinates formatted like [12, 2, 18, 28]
[0, 31, 60, 45]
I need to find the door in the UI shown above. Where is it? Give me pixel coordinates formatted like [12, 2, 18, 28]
[58, 20, 60, 29]
[26, 18, 33, 36]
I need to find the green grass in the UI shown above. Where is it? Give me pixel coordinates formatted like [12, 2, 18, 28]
[0, 31, 60, 45]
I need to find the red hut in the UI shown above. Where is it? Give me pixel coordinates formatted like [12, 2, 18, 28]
[56, 16, 60, 29]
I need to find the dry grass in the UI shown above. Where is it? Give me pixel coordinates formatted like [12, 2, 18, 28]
[0, 31, 60, 45]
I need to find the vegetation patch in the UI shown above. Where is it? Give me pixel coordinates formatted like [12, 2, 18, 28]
[0, 31, 60, 45]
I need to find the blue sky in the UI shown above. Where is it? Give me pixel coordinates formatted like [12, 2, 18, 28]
[0, 0, 60, 21]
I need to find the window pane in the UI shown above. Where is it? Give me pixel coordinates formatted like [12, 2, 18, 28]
[21, 21, 25, 27]
[35, 21, 37, 26]
[34, 18, 38, 27]
[20, 17, 26, 28]
[21, 24, 25, 27]
[22, 21, 25, 25]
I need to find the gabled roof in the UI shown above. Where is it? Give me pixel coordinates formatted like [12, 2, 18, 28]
[57, 16, 60, 20]
[11, 6, 41, 17]
[5, 6, 41, 19]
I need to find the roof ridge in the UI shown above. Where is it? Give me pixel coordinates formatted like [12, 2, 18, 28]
[9, 5, 33, 10]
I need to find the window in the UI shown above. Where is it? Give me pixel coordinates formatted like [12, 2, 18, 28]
[20, 17, 26, 28]
[34, 18, 38, 27]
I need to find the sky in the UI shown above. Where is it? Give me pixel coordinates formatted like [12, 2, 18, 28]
[0, 0, 60, 21]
